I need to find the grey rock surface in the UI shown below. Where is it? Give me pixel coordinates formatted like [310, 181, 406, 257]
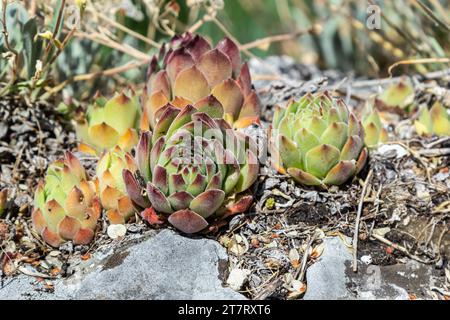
[0, 275, 54, 300]
[0, 230, 246, 300]
[304, 237, 440, 300]
[303, 237, 354, 300]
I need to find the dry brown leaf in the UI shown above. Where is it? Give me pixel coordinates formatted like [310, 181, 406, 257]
[311, 243, 325, 259]
[81, 253, 91, 261]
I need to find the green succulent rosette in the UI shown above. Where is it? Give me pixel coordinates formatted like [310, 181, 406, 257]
[76, 92, 141, 155]
[414, 101, 450, 137]
[271, 92, 368, 187]
[123, 102, 259, 234]
[96, 146, 137, 224]
[32, 152, 101, 247]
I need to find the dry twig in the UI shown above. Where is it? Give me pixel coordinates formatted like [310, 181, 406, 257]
[353, 169, 373, 272]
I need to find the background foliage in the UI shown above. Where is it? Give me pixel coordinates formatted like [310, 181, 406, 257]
[1, 0, 449, 102]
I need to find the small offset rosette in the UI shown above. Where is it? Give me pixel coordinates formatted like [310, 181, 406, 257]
[32, 152, 101, 247]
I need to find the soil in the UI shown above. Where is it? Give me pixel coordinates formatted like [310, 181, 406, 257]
[0, 96, 76, 218]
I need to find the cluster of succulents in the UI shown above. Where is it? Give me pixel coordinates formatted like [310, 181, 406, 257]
[32, 33, 262, 246]
[141, 32, 260, 131]
[31, 32, 448, 248]
[271, 92, 368, 187]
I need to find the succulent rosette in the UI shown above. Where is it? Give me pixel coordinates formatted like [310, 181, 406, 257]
[123, 103, 259, 234]
[362, 107, 388, 148]
[141, 32, 260, 131]
[377, 78, 414, 110]
[75, 92, 141, 155]
[414, 101, 450, 137]
[32, 152, 101, 247]
[96, 146, 137, 224]
[270, 92, 368, 187]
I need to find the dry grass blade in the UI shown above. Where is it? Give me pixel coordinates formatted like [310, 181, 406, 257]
[86, 6, 161, 48]
[353, 169, 373, 272]
[388, 58, 450, 77]
[239, 25, 321, 51]
[412, 0, 450, 31]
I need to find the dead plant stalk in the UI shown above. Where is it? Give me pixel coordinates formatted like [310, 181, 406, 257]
[353, 169, 373, 272]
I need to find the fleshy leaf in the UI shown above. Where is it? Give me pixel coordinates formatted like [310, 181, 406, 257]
[304, 144, 340, 179]
[173, 66, 210, 103]
[323, 160, 356, 185]
[147, 182, 173, 214]
[197, 49, 232, 87]
[287, 168, 323, 186]
[189, 189, 225, 218]
[168, 209, 209, 234]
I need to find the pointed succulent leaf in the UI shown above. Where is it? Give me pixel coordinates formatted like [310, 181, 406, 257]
[148, 70, 171, 97]
[72, 229, 95, 245]
[378, 78, 414, 109]
[363, 122, 380, 148]
[88, 123, 119, 150]
[287, 167, 323, 186]
[166, 48, 195, 84]
[153, 105, 180, 142]
[166, 104, 197, 139]
[322, 160, 356, 185]
[216, 37, 241, 74]
[211, 79, 244, 120]
[430, 102, 450, 136]
[103, 93, 139, 135]
[58, 216, 82, 240]
[235, 150, 259, 193]
[305, 144, 340, 179]
[194, 95, 225, 119]
[146, 183, 173, 214]
[340, 136, 363, 161]
[189, 189, 225, 218]
[168, 191, 194, 211]
[152, 165, 169, 195]
[237, 62, 252, 96]
[168, 209, 208, 234]
[136, 131, 152, 182]
[321, 122, 348, 150]
[278, 135, 302, 170]
[173, 66, 210, 103]
[293, 128, 320, 163]
[197, 49, 233, 87]
[123, 169, 150, 208]
[355, 148, 368, 174]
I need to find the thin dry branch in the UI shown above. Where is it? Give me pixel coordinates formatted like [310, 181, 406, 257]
[86, 7, 161, 49]
[388, 58, 450, 77]
[353, 169, 373, 272]
[0, 0, 19, 96]
[43, 0, 66, 61]
[239, 25, 321, 51]
[74, 30, 150, 61]
[42, 59, 148, 98]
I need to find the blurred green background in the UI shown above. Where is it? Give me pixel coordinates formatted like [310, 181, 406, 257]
[1, 0, 449, 101]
